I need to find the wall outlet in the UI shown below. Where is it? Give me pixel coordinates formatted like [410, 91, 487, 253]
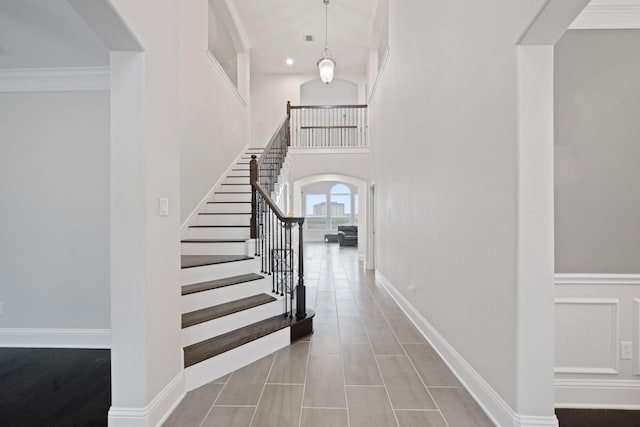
[621, 341, 633, 360]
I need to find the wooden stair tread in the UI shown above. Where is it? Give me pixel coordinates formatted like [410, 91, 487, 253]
[189, 225, 250, 228]
[184, 314, 292, 367]
[181, 238, 246, 243]
[181, 255, 252, 269]
[206, 201, 250, 204]
[182, 273, 264, 295]
[214, 191, 251, 194]
[198, 212, 250, 216]
[182, 294, 277, 328]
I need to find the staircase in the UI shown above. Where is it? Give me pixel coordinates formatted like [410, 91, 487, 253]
[180, 147, 312, 391]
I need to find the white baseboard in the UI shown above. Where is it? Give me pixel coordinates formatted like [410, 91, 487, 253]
[108, 371, 185, 427]
[555, 379, 640, 410]
[180, 144, 252, 236]
[375, 270, 558, 427]
[0, 328, 111, 348]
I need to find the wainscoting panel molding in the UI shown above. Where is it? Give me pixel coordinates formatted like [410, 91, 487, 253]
[554, 298, 619, 375]
[555, 273, 640, 285]
[635, 299, 640, 376]
[554, 273, 640, 408]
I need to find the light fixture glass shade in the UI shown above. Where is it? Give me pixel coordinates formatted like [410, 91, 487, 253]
[317, 49, 335, 84]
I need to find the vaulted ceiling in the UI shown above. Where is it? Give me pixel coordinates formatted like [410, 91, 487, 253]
[232, 0, 377, 75]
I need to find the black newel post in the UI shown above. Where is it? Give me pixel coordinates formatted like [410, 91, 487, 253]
[295, 219, 306, 319]
[249, 155, 258, 239]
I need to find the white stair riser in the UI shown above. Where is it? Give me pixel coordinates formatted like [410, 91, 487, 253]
[229, 169, 250, 177]
[182, 300, 283, 347]
[197, 214, 251, 226]
[187, 227, 250, 240]
[218, 184, 251, 193]
[181, 257, 261, 284]
[212, 193, 251, 202]
[182, 277, 272, 313]
[225, 176, 250, 184]
[184, 328, 289, 392]
[181, 241, 247, 256]
[205, 203, 251, 214]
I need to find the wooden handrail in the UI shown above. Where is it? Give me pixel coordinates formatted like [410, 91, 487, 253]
[250, 168, 304, 225]
[258, 118, 288, 168]
[289, 104, 367, 109]
[300, 125, 357, 129]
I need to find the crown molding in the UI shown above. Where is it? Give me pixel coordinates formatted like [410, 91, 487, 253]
[570, 1, 640, 29]
[0, 66, 110, 92]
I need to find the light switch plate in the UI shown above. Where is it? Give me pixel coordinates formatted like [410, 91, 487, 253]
[621, 341, 633, 360]
[159, 198, 169, 217]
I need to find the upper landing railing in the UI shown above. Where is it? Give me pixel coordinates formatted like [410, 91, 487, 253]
[288, 101, 368, 148]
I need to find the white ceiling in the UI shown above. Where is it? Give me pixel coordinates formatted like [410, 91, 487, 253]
[0, 0, 108, 69]
[232, 0, 377, 75]
[1, 0, 639, 72]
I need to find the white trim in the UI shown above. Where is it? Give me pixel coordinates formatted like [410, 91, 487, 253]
[555, 379, 640, 410]
[368, 46, 389, 105]
[206, 50, 247, 106]
[635, 299, 640, 376]
[570, 1, 640, 29]
[375, 270, 558, 427]
[180, 144, 252, 233]
[554, 298, 619, 375]
[289, 147, 370, 155]
[108, 371, 185, 427]
[555, 367, 619, 375]
[0, 67, 110, 92]
[555, 273, 640, 286]
[0, 328, 111, 348]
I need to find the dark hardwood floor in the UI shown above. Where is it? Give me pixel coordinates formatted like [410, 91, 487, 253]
[0, 348, 110, 427]
[556, 408, 640, 427]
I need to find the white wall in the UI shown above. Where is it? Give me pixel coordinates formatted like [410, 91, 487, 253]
[180, 0, 251, 223]
[555, 30, 640, 274]
[553, 30, 640, 409]
[0, 90, 110, 330]
[251, 73, 366, 147]
[368, 0, 551, 421]
[300, 78, 358, 105]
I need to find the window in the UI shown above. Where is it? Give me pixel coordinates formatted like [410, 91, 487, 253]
[330, 184, 351, 230]
[303, 183, 358, 233]
[208, 0, 238, 87]
[305, 194, 327, 230]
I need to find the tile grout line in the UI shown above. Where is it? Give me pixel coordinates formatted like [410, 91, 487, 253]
[297, 338, 312, 427]
[375, 284, 452, 427]
[358, 278, 401, 427]
[247, 354, 277, 427]
[198, 372, 233, 427]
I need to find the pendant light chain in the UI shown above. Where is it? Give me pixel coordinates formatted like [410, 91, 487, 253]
[317, 0, 335, 84]
[325, 0, 328, 49]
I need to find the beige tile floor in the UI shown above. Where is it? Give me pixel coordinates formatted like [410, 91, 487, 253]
[164, 243, 494, 427]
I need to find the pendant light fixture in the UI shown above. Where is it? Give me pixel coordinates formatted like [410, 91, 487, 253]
[317, 0, 335, 84]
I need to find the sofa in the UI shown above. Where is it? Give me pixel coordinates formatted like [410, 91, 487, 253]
[337, 225, 358, 246]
